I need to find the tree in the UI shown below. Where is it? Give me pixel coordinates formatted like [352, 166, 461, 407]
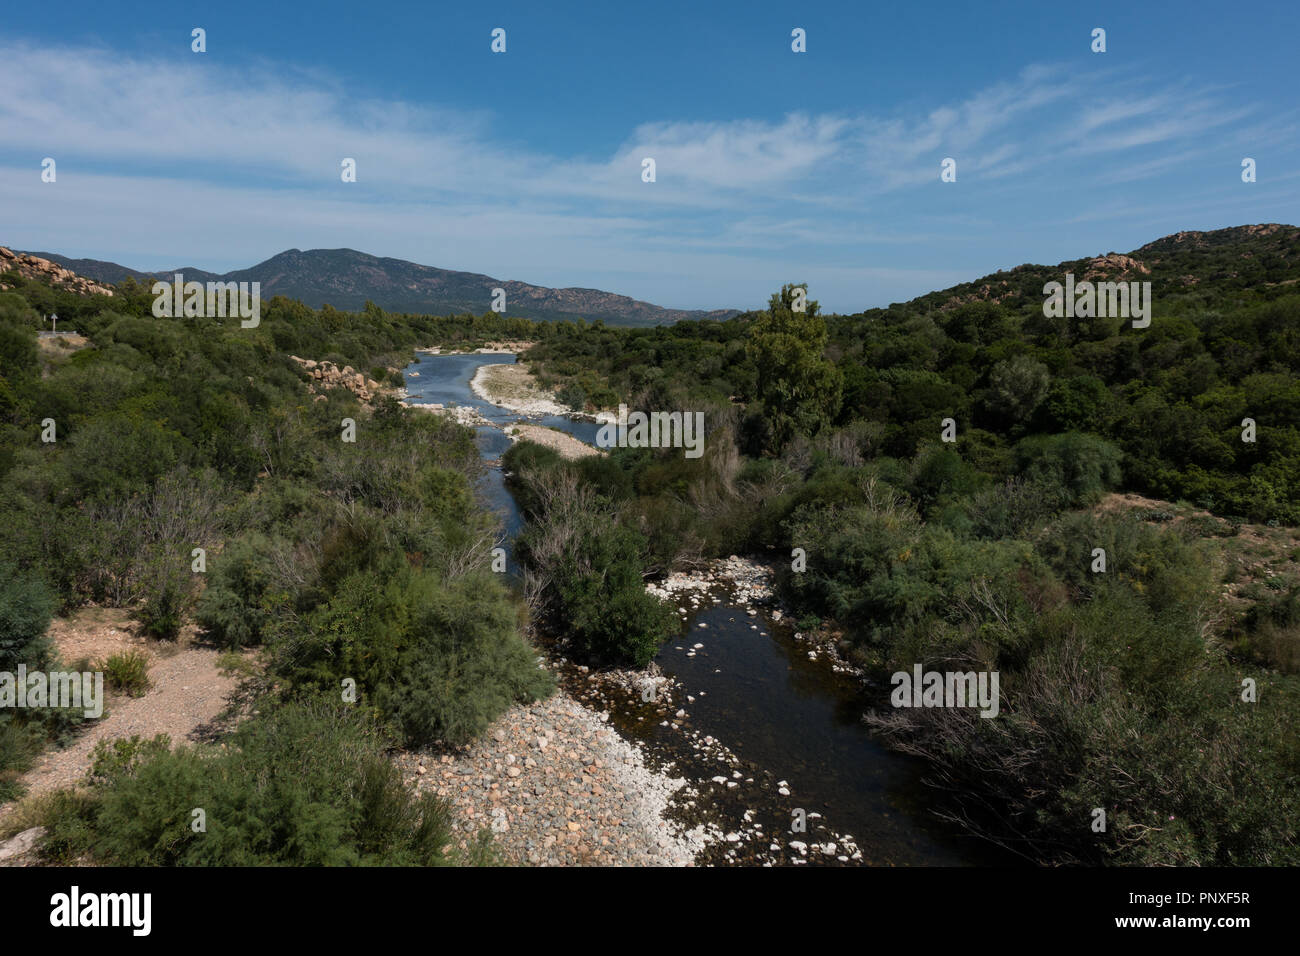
[745, 284, 843, 453]
[984, 355, 1050, 428]
[0, 563, 54, 671]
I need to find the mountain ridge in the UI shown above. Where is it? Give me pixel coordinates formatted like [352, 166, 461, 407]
[10, 223, 1299, 325]
[10, 246, 738, 327]
[895, 223, 1300, 316]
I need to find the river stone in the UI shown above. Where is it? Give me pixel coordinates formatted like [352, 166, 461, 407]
[0, 827, 46, 861]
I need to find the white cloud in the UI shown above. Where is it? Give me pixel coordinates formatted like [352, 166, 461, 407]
[0, 40, 1293, 313]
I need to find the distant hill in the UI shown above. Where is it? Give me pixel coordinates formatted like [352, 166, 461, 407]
[898, 223, 1300, 315]
[0, 247, 118, 297]
[15, 247, 739, 327]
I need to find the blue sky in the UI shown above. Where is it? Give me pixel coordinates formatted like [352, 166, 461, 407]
[1, 0, 1297, 313]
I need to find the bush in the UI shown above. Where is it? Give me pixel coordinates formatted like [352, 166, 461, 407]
[382, 573, 555, 747]
[101, 651, 151, 697]
[134, 568, 188, 640]
[0, 717, 44, 803]
[1243, 584, 1300, 672]
[1014, 431, 1123, 506]
[551, 521, 678, 666]
[282, 564, 553, 748]
[556, 383, 588, 410]
[563, 571, 678, 667]
[0, 318, 39, 379]
[194, 534, 286, 649]
[965, 475, 1069, 540]
[0, 563, 55, 672]
[49, 702, 471, 866]
[33, 789, 99, 863]
[870, 600, 1300, 865]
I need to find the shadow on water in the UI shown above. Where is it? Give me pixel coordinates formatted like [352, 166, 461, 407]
[652, 602, 1013, 865]
[410, 350, 1015, 866]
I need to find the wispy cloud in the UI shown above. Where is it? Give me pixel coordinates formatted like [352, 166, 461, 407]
[0, 40, 1294, 312]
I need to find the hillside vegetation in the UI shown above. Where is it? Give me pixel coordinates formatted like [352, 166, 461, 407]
[505, 224, 1300, 864]
[2, 223, 1297, 865]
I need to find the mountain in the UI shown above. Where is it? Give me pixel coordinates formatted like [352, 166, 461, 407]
[14, 247, 738, 327]
[899, 223, 1300, 314]
[0, 247, 118, 297]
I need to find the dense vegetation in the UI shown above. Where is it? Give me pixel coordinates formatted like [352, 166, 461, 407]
[3, 223, 1298, 865]
[503, 227, 1300, 865]
[0, 273, 554, 863]
[38, 702, 481, 865]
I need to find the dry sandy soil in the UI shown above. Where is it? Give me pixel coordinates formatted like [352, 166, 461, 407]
[506, 423, 604, 460]
[471, 362, 575, 417]
[0, 609, 241, 827]
[1096, 491, 1300, 614]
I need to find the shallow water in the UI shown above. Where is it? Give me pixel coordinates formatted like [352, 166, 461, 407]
[403, 352, 602, 443]
[647, 602, 999, 864]
[408, 350, 1004, 865]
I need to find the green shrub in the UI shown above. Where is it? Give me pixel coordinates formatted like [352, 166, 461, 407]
[1243, 584, 1300, 672]
[0, 563, 55, 672]
[194, 534, 286, 649]
[134, 571, 188, 640]
[101, 651, 151, 697]
[283, 564, 552, 748]
[1014, 431, 1124, 506]
[556, 383, 587, 410]
[57, 702, 468, 866]
[0, 319, 39, 379]
[0, 717, 43, 803]
[35, 789, 100, 863]
[552, 521, 677, 666]
[382, 573, 555, 747]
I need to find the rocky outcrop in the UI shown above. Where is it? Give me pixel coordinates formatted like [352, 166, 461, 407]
[0, 827, 45, 865]
[289, 356, 384, 403]
[0, 247, 116, 297]
[1135, 223, 1300, 255]
[937, 280, 1017, 310]
[1082, 253, 1151, 281]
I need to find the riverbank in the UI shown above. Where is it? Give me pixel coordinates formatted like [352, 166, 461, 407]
[505, 423, 603, 460]
[470, 361, 617, 424]
[415, 341, 536, 355]
[398, 690, 709, 866]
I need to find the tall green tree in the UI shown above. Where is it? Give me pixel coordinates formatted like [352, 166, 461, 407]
[745, 284, 843, 453]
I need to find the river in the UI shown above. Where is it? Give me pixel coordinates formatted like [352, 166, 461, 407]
[404, 350, 1007, 866]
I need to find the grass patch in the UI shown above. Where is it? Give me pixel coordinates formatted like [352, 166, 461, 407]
[100, 650, 151, 697]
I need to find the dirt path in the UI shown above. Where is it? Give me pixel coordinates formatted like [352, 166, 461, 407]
[0, 611, 239, 826]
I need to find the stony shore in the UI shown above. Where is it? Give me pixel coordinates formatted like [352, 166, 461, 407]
[470, 361, 616, 424]
[398, 692, 709, 866]
[399, 399, 492, 427]
[647, 555, 866, 679]
[504, 423, 602, 460]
